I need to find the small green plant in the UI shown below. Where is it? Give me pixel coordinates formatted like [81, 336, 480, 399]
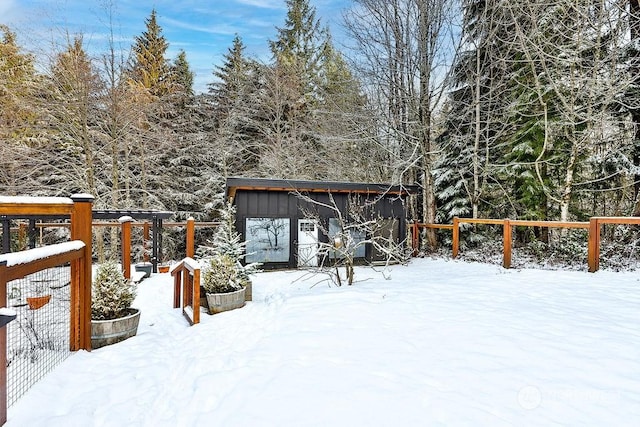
[198, 202, 261, 287]
[91, 261, 137, 320]
[202, 254, 245, 294]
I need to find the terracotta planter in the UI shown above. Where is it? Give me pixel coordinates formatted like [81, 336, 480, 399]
[27, 295, 51, 310]
[206, 287, 246, 314]
[91, 308, 141, 349]
[158, 265, 170, 273]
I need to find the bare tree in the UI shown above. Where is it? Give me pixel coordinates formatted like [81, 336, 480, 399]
[296, 192, 409, 286]
[344, 0, 461, 249]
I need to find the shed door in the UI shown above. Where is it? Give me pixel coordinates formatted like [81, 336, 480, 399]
[373, 218, 399, 261]
[297, 219, 318, 267]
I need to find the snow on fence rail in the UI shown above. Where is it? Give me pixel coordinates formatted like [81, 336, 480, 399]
[412, 216, 640, 272]
[4, 217, 218, 273]
[0, 195, 93, 424]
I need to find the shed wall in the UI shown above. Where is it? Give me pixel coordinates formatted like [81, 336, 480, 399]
[234, 190, 410, 268]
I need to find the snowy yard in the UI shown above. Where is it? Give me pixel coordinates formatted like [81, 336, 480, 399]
[6, 258, 640, 426]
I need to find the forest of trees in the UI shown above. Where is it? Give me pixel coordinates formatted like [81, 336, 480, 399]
[3, 1, 640, 249]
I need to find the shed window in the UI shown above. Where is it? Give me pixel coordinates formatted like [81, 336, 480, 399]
[245, 218, 290, 263]
[328, 218, 366, 258]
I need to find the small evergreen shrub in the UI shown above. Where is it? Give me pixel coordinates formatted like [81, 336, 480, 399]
[202, 254, 245, 294]
[91, 261, 137, 320]
[198, 202, 261, 285]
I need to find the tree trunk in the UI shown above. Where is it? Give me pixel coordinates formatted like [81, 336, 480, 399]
[631, 0, 640, 215]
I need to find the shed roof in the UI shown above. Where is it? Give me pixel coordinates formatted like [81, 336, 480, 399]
[226, 177, 419, 201]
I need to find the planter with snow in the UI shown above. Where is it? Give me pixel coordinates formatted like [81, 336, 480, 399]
[91, 308, 140, 349]
[202, 255, 248, 315]
[205, 287, 246, 314]
[91, 261, 139, 349]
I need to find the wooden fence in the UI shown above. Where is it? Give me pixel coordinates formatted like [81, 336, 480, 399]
[412, 216, 640, 272]
[0, 195, 93, 424]
[6, 217, 215, 275]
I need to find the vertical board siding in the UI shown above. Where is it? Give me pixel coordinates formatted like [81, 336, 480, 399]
[234, 189, 412, 269]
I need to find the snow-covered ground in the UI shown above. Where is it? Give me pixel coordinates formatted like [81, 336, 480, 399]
[6, 258, 640, 426]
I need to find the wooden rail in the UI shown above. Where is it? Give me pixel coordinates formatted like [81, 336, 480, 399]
[413, 216, 640, 272]
[0, 195, 93, 424]
[7, 218, 216, 266]
[171, 257, 200, 326]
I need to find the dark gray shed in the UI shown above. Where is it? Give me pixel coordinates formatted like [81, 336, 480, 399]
[226, 177, 419, 269]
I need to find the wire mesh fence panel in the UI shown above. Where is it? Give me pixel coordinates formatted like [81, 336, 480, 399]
[5, 265, 72, 407]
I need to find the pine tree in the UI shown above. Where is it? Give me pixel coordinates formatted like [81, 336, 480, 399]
[269, 0, 328, 98]
[0, 25, 44, 195]
[315, 40, 381, 181]
[0, 25, 39, 139]
[172, 49, 194, 97]
[129, 9, 172, 97]
[209, 35, 252, 121]
[208, 35, 262, 178]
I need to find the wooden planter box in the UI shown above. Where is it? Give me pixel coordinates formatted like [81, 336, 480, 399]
[205, 287, 246, 315]
[91, 308, 141, 349]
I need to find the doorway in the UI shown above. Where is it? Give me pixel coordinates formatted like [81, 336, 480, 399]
[297, 219, 319, 267]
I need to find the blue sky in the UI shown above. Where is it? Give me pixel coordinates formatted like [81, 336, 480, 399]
[3, 0, 351, 93]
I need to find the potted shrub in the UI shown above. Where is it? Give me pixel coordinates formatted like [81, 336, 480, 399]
[198, 202, 260, 305]
[91, 261, 140, 349]
[202, 254, 247, 314]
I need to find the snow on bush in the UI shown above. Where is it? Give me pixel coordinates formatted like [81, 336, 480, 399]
[202, 254, 245, 294]
[91, 261, 137, 320]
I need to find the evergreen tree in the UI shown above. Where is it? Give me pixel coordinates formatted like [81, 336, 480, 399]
[437, 0, 515, 221]
[199, 202, 261, 284]
[208, 35, 262, 178]
[269, 0, 328, 99]
[0, 25, 44, 195]
[129, 9, 172, 97]
[172, 49, 194, 97]
[209, 35, 251, 121]
[0, 25, 39, 140]
[315, 39, 382, 182]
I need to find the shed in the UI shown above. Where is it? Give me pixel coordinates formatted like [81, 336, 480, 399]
[226, 177, 419, 269]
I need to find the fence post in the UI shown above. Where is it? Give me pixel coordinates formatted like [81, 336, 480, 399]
[503, 219, 512, 269]
[0, 261, 8, 424]
[120, 216, 133, 279]
[1, 217, 9, 254]
[143, 222, 150, 262]
[70, 194, 94, 351]
[588, 218, 600, 273]
[452, 217, 460, 258]
[193, 267, 200, 325]
[186, 217, 195, 258]
[18, 222, 27, 251]
[173, 267, 182, 309]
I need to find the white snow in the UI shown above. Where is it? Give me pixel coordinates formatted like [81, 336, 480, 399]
[169, 257, 200, 274]
[0, 241, 85, 267]
[0, 308, 16, 317]
[5, 258, 640, 426]
[0, 196, 72, 205]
